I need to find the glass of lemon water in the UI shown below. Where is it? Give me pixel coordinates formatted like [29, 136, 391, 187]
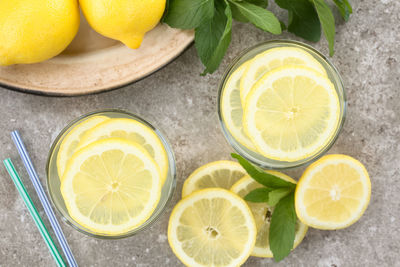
[47, 109, 176, 238]
[218, 40, 346, 169]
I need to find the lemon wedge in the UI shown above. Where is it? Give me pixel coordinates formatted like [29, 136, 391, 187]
[220, 62, 257, 151]
[240, 47, 327, 104]
[295, 154, 371, 230]
[231, 174, 308, 257]
[61, 138, 162, 235]
[182, 161, 246, 197]
[57, 115, 109, 179]
[168, 188, 256, 267]
[244, 66, 340, 162]
[77, 118, 168, 184]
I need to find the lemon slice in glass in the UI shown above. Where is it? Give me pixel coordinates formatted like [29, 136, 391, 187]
[168, 188, 256, 267]
[295, 154, 371, 230]
[231, 174, 308, 257]
[77, 118, 168, 184]
[244, 66, 340, 162]
[182, 161, 246, 197]
[57, 115, 109, 179]
[240, 47, 327, 105]
[61, 138, 162, 235]
[220, 61, 257, 151]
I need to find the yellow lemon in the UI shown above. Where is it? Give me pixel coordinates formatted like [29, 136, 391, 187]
[79, 0, 166, 49]
[231, 174, 308, 258]
[77, 118, 169, 185]
[0, 0, 80, 66]
[168, 188, 256, 267]
[240, 47, 327, 105]
[220, 61, 258, 151]
[57, 115, 109, 179]
[244, 66, 340, 162]
[61, 138, 162, 235]
[295, 154, 371, 230]
[182, 161, 246, 197]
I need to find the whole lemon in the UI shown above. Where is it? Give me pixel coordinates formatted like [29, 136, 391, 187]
[0, 0, 80, 66]
[79, 0, 166, 49]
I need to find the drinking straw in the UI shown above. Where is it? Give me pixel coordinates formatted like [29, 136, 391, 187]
[3, 159, 66, 267]
[11, 131, 78, 267]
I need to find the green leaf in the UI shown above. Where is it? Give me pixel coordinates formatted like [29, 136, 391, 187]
[268, 187, 293, 206]
[163, 0, 215, 29]
[332, 0, 352, 21]
[288, 10, 321, 42]
[246, 0, 268, 8]
[276, 0, 321, 42]
[244, 187, 273, 202]
[228, 1, 281, 34]
[230, 0, 269, 22]
[231, 154, 296, 189]
[311, 0, 336, 56]
[269, 193, 296, 262]
[195, 0, 233, 75]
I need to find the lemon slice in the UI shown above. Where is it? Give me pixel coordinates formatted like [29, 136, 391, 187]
[295, 154, 371, 230]
[182, 161, 247, 197]
[231, 174, 308, 258]
[57, 115, 109, 179]
[244, 66, 340, 162]
[61, 138, 162, 235]
[240, 47, 327, 104]
[168, 188, 256, 267]
[77, 118, 168, 184]
[221, 62, 257, 150]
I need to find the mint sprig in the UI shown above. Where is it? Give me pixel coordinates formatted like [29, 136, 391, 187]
[232, 153, 298, 262]
[163, 0, 352, 74]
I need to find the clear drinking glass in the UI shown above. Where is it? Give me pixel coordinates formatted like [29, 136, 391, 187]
[217, 40, 346, 169]
[46, 109, 176, 239]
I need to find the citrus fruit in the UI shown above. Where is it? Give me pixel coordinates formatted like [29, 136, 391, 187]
[61, 138, 162, 235]
[168, 188, 256, 267]
[220, 62, 257, 151]
[231, 174, 308, 257]
[244, 66, 340, 162]
[182, 161, 246, 197]
[240, 47, 327, 104]
[79, 0, 166, 49]
[78, 118, 168, 184]
[0, 0, 80, 65]
[57, 115, 109, 179]
[295, 154, 371, 230]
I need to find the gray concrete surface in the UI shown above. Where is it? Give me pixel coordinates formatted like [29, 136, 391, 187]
[0, 1, 399, 266]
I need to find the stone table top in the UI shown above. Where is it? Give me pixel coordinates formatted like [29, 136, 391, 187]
[0, 1, 399, 266]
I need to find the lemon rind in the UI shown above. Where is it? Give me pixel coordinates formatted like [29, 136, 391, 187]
[295, 154, 371, 230]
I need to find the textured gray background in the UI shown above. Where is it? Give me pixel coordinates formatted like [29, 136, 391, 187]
[0, 1, 399, 266]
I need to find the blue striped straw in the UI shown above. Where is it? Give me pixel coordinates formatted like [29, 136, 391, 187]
[11, 130, 78, 267]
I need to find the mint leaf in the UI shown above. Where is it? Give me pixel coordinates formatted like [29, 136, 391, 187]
[164, 0, 214, 29]
[231, 154, 296, 189]
[268, 187, 293, 206]
[228, 1, 281, 34]
[269, 193, 296, 262]
[332, 0, 352, 21]
[276, 0, 321, 42]
[288, 10, 321, 42]
[246, 0, 268, 8]
[195, 0, 232, 75]
[244, 187, 273, 202]
[230, 0, 268, 22]
[311, 0, 336, 56]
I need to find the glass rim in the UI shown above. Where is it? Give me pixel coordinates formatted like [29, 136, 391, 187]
[46, 109, 177, 239]
[217, 39, 347, 169]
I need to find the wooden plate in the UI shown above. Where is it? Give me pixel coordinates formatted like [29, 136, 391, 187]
[0, 14, 194, 96]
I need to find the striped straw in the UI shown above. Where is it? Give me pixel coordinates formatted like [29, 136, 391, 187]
[4, 159, 66, 267]
[11, 131, 78, 267]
